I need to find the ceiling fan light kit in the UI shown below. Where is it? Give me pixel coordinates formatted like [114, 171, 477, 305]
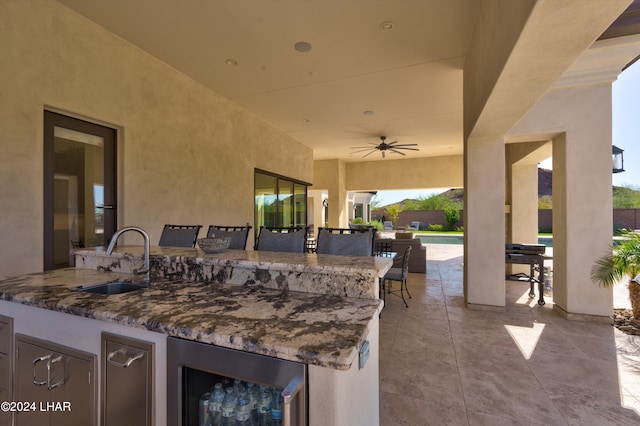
[350, 136, 419, 158]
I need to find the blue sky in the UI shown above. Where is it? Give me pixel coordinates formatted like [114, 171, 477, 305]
[376, 60, 640, 206]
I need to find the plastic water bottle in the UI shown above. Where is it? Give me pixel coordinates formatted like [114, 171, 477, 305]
[257, 388, 272, 426]
[271, 387, 283, 425]
[235, 394, 252, 424]
[247, 382, 260, 423]
[199, 392, 211, 426]
[209, 383, 225, 426]
[221, 387, 237, 425]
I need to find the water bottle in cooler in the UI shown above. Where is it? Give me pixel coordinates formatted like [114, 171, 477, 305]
[199, 392, 211, 426]
[209, 383, 225, 426]
[236, 393, 252, 425]
[271, 388, 283, 425]
[257, 388, 272, 426]
[221, 387, 238, 425]
[247, 382, 260, 423]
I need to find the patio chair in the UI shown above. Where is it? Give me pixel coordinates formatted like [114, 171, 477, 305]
[381, 245, 412, 307]
[408, 221, 421, 230]
[206, 225, 252, 250]
[316, 227, 376, 256]
[383, 221, 394, 230]
[158, 224, 202, 247]
[255, 226, 309, 253]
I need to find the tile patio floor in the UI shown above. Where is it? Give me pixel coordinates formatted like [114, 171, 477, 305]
[378, 244, 640, 425]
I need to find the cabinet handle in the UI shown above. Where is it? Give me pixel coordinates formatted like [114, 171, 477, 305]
[33, 354, 51, 386]
[281, 373, 304, 426]
[47, 355, 65, 390]
[107, 348, 144, 368]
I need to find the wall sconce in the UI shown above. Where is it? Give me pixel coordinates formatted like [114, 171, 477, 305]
[612, 145, 625, 173]
[322, 199, 328, 208]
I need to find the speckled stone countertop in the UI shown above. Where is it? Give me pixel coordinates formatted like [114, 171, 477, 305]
[74, 246, 392, 299]
[0, 268, 382, 370]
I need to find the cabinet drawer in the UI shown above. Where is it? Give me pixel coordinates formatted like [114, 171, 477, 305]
[0, 351, 10, 388]
[0, 386, 10, 426]
[0, 319, 11, 354]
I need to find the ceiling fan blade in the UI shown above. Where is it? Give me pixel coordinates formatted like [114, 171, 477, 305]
[395, 147, 420, 151]
[362, 149, 377, 158]
[350, 143, 379, 149]
[381, 151, 386, 158]
[389, 148, 406, 156]
[389, 143, 418, 147]
[350, 147, 377, 153]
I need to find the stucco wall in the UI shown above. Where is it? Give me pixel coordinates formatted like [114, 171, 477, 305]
[344, 155, 463, 191]
[0, 0, 312, 276]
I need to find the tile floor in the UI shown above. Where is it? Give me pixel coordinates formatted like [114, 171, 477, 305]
[378, 244, 640, 425]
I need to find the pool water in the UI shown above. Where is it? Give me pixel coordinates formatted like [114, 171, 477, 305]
[417, 235, 554, 247]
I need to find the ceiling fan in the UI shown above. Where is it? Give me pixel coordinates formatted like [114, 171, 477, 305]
[350, 136, 419, 158]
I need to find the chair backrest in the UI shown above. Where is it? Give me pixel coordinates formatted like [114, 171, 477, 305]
[409, 221, 420, 230]
[316, 227, 375, 256]
[207, 225, 252, 250]
[255, 226, 309, 253]
[395, 245, 412, 279]
[383, 221, 394, 230]
[158, 224, 202, 247]
[70, 239, 84, 249]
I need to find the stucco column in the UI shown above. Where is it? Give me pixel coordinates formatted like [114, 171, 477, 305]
[553, 121, 613, 318]
[507, 162, 539, 275]
[464, 136, 506, 309]
[311, 159, 347, 228]
[510, 163, 540, 241]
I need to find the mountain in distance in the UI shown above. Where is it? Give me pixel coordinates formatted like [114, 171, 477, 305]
[378, 168, 558, 209]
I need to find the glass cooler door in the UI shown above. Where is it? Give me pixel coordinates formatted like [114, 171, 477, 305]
[167, 337, 307, 426]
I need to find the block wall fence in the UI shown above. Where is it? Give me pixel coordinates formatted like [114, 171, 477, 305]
[373, 209, 640, 232]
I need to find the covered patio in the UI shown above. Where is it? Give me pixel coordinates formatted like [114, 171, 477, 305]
[379, 243, 640, 425]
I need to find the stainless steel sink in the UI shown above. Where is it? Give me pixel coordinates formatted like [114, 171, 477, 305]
[74, 280, 150, 295]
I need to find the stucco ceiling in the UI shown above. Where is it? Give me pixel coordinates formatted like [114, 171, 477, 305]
[55, 0, 638, 163]
[56, 0, 477, 162]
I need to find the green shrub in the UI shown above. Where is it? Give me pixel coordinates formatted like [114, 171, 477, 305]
[444, 206, 461, 230]
[403, 200, 417, 211]
[538, 195, 553, 209]
[427, 224, 445, 231]
[369, 219, 383, 231]
[455, 226, 464, 232]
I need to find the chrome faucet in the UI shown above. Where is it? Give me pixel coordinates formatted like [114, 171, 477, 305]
[106, 226, 151, 281]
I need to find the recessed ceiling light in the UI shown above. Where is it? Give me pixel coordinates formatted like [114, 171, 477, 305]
[302, 119, 310, 123]
[225, 59, 238, 66]
[363, 110, 375, 116]
[294, 42, 312, 53]
[379, 21, 393, 31]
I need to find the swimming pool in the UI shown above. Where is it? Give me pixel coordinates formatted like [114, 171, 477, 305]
[417, 234, 554, 247]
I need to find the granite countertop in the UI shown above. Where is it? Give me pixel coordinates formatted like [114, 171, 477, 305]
[0, 268, 382, 370]
[76, 246, 392, 276]
[74, 246, 393, 299]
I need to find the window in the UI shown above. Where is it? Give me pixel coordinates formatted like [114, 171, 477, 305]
[354, 203, 364, 220]
[254, 170, 308, 234]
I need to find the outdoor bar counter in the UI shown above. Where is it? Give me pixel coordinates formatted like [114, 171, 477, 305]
[74, 245, 390, 299]
[0, 246, 392, 425]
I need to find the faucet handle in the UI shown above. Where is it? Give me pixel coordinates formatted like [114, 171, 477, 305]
[133, 267, 149, 277]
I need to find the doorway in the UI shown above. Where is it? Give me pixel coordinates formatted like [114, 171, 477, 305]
[43, 111, 117, 270]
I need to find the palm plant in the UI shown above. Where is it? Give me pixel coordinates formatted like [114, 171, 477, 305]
[591, 229, 640, 319]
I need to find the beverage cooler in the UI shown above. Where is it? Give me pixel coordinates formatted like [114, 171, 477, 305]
[167, 337, 307, 426]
